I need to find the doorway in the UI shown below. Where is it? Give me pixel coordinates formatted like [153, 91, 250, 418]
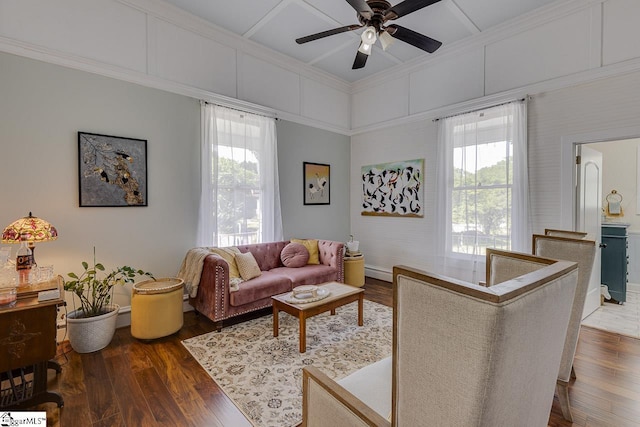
[575, 138, 640, 337]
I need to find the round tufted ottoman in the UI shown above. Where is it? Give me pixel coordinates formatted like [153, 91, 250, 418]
[131, 277, 184, 339]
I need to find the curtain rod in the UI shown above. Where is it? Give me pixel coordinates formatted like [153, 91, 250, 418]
[432, 97, 529, 122]
[201, 100, 277, 120]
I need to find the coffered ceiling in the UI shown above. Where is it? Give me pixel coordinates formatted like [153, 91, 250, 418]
[162, 0, 559, 83]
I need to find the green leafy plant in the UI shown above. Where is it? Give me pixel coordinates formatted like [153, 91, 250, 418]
[64, 251, 153, 318]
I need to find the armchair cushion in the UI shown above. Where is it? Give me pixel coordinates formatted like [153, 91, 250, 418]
[337, 356, 392, 420]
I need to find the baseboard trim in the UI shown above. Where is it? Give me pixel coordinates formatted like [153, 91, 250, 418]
[365, 266, 392, 283]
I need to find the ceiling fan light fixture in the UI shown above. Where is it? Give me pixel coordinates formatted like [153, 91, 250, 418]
[379, 30, 395, 51]
[360, 26, 377, 46]
[357, 41, 372, 55]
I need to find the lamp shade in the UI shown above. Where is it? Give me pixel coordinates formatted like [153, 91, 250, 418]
[360, 26, 377, 45]
[2, 212, 58, 243]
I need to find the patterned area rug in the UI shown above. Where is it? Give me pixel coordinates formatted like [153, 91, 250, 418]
[182, 300, 392, 427]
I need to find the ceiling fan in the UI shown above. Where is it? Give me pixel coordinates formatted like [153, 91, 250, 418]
[296, 0, 443, 70]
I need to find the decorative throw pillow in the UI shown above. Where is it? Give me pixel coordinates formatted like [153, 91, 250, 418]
[291, 239, 320, 264]
[281, 243, 310, 268]
[211, 247, 241, 279]
[235, 252, 262, 280]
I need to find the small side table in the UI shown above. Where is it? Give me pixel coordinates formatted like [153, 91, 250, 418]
[344, 255, 365, 287]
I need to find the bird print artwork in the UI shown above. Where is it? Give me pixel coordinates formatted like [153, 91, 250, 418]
[361, 159, 423, 217]
[304, 162, 330, 205]
[79, 133, 147, 206]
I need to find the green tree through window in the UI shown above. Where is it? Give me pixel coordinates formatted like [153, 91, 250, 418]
[217, 156, 260, 238]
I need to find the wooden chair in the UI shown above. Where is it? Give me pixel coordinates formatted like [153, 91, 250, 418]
[302, 250, 578, 426]
[532, 234, 597, 422]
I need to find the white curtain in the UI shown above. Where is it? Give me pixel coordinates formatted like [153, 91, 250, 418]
[197, 103, 283, 247]
[436, 100, 528, 281]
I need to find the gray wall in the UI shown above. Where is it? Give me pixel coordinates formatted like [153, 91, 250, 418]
[0, 52, 200, 307]
[0, 52, 350, 308]
[277, 120, 350, 243]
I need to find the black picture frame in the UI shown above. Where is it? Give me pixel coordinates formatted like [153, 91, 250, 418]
[303, 162, 330, 205]
[78, 132, 148, 207]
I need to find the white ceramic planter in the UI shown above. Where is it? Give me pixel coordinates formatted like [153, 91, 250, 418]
[66, 304, 120, 353]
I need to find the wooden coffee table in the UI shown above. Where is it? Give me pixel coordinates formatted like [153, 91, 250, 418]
[272, 282, 364, 353]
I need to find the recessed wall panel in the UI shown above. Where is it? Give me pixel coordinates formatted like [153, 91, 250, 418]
[485, 9, 592, 94]
[154, 19, 237, 98]
[603, 0, 640, 66]
[0, 0, 147, 72]
[301, 78, 350, 129]
[409, 48, 484, 114]
[352, 77, 409, 129]
[238, 54, 301, 115]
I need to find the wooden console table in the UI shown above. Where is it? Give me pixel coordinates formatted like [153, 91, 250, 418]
[0, 277, 64, 409]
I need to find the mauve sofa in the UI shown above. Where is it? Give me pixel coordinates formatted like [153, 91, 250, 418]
[189, 240, 344, 330]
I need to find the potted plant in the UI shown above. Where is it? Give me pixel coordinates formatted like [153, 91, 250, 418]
[64, 252, 153, 353]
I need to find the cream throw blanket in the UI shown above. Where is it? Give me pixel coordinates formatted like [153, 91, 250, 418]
[177, 247, 242, 298]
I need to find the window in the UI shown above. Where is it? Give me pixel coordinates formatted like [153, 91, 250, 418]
[197, 104, 282, 247]
[437, 101, 528, 258]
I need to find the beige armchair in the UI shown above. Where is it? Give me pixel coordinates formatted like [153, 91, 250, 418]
[302, 250, 578, 426]
[532, 233, 596, 422]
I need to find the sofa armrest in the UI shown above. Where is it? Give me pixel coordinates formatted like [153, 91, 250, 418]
[318, 240, 345, 283]
[302, 366, 390, 427]
[188, 254, 230, 323]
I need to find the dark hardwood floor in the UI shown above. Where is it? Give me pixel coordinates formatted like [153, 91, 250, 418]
[35, 277, 640, 426]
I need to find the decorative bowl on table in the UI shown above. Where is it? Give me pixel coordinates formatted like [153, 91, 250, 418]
[292, 285, 318, 299]
[286, 285, 330, 304]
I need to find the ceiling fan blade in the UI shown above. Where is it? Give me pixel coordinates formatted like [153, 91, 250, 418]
[387, 24, 442, 53]
[346, 0, 374, 20]
[296, 24, 363, 44]
[352, 48, 369, 69]
[384, 0, 442, 20]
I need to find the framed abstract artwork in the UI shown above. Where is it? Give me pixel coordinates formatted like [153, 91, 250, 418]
[361, 158, 423, 217]
[303, 162, 330, 205]
[78, 132, 148, 207]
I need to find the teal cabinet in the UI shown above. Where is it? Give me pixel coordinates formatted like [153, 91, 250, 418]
[601, 224, 629, 303]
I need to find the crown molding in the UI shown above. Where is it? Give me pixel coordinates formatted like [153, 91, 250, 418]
[351, 55, 640, 135]
[0, 35, 351, 135]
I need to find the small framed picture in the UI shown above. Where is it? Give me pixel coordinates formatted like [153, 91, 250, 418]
[78, 132, 148, 207]
[303, 162, 330, 205]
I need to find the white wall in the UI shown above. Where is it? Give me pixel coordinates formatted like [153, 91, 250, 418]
[0, 0, 351, 134]
[350, 0, 640, 132]
[5, 0, 640, 284]
[351, 120, 439, 280]
[352, 69, 640, 281]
